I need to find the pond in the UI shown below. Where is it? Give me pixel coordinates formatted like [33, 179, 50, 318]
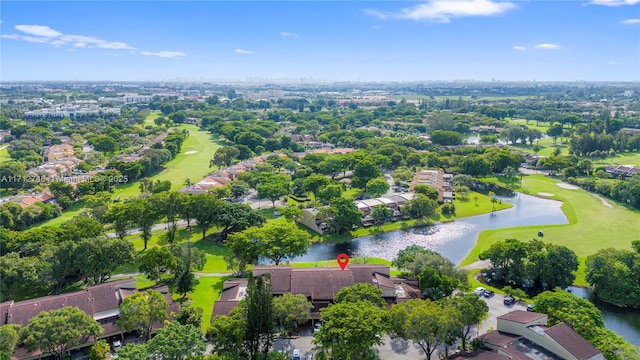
[566, 287, 640, 346]
[292, 193, 568, 264]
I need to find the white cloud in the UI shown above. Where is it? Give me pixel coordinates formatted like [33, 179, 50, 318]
[364, 0, 517, 23]
[140, 50, 186, 58]
[281, 32, 299, 38]
[235, 48, 255, 54]
[588, 0, 640, 5]
[373, 25, 383, 30]
[3, 24, 183, 58]
[535, 43, 560, 49]
[513, 45, 526, 51]
[609, 61, 622, 65]
[621, 18, 640, 24]
[15, 25, 62, 37]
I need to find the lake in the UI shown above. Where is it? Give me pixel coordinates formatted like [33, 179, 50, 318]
[292, 193, 568, 264]
[290, 192, 640, 345]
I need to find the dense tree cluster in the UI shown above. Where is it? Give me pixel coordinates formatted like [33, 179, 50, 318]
[479, 238, 578, 295]
[585, 241, 640, 308]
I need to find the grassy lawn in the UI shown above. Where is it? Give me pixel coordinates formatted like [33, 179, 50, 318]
[0, 146, 9, 162]
[143, 111, 160, 128]
[113, 124, 224, 199]
[460, 174, 640, 285]
[33, 201, 87, 228]
[35, 125, 223, 228]
[189, 277, 225, 331]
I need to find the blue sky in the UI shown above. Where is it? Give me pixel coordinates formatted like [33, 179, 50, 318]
[1, 1, 639, 81]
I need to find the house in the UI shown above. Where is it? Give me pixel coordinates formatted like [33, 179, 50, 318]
[410, 170, 455, 202]
[604, 165, 640, 178]
[1, 278, 180, 360]
[478, 310, 605, 360]
[620, 128, 640, 137]
[211, 265, 422, 321]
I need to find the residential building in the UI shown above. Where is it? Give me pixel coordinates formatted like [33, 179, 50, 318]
[1, 278, 180, 360]
[211, 265, 422, 321]
[620, 128, 640, 137]
[478, 310, 605, 360]
[410, 170, 455, 202]
[604, 165, 640, 178]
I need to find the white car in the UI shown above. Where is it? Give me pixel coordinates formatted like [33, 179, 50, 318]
[314, 322, 321, 333]
[113, 340, 122, 349]
[473, 287, 486, 296]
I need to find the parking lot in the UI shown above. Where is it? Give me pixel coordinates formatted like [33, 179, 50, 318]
[272, 292, 529, 360]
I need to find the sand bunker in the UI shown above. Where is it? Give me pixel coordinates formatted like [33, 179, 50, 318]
[184, 151, 198, 154]
[538, 192, 554, 197]
[557, 182, 579, 190]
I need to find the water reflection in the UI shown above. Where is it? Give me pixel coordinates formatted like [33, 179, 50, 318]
[292, 193, 568, 265]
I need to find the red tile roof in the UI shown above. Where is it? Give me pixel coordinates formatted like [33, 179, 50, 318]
[544, 323, 602, 360]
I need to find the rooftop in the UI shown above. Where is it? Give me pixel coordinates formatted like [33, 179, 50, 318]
[498, 310, 547, 324]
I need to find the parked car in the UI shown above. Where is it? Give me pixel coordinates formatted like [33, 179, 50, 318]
[314, 322, 321, 333]
[292, 349, 301, 360]
[483, 290, 495, 298]
[305, 352, 314, 360]
[504, 296, 515, 305]
[473, 287, 486, 296]
[527, 304, 535, 312]
[113, 340, 122, 350]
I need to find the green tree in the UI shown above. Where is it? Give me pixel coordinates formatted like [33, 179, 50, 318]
[21, 306, 103, 360]
[302, 174, 331, 200]
[533, 290, 604, 342]
[365, 177, 390, 198]
[586, 247, 640, 308]
[175, 305, 204, 329]
[351, 159, 382, 189]
[272, 293, 313, 336]
[320, 197, 362, 234]
[278, 205, 303, 222]
[371, 205, 391, 227]
[208, 305, 246, 359]
[245, 274, 275, 359]
[103, 202, 132, 240]
[89, 340, 110, 360]
[443, 294, 488, 351]
[139, 246, 178, 284]
[129, 197, 163, 249]
[413, 184, 439, 201]
[313, 301, 387, 359]
[152, 191, 183, 243]
[192, 194, 224, 240]
[418, 267, 459, 300]
[256, 177, 290, 208]
[402, 193, 438, 219]
[116, 343, 148, 360]
[317, 184, 344, 204]
[147, 322, 206, 360]
[117, 289, 169, 340]
[75, 236, 135, 284]
[0, 253, 38, 302]
[334, 283, 386, 308]
[0, 325, 20, 360]
[388, 299, 461, 360]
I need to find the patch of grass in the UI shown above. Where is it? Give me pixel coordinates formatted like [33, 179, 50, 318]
[0, 146, 9, 163]
[192, 239, 233, 273]
[33, 201, 87, 228]
[461, 174, 640, 285]
[113, 125, 224, 199]
[143, 111, 160, 128]
[189, 276, 225, 331]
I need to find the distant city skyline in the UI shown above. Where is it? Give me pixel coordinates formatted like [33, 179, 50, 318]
[1, 1, 639, 82]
